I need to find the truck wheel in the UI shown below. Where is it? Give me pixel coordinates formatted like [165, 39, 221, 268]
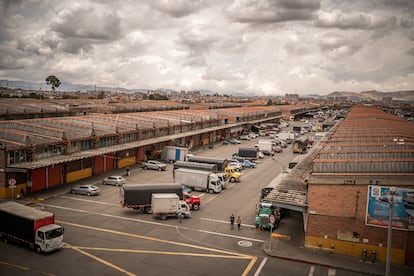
[87, 192, 91, 196]
[208, 189, 214, 194]
[158, 167, 162, 171]
[160, 214, 167, 220]
[230, 177, 235, 183]
[193, 204, 200, 211]
[36, 246, 42, 254]
[144, 206, 152, 214]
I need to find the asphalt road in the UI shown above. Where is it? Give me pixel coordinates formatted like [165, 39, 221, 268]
[0, 123, 373, 276]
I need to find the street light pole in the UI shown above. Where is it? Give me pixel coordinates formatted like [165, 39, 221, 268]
[385, 186, 396, 276]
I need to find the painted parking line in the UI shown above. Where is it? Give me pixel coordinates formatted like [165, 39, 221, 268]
[60, 196, 119, 206]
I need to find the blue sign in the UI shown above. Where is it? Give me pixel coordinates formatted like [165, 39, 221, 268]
[366, 185, 414, 231]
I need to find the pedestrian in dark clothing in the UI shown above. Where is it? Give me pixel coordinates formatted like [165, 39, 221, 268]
[126, 167, 130, 176]
[236, 216, 241, 230]
[230, 214, 235, 229]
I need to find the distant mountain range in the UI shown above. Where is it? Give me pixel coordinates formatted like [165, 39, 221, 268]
[1, 79, 413, 102]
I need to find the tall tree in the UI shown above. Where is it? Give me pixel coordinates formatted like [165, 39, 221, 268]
[45, 75, 61, 91]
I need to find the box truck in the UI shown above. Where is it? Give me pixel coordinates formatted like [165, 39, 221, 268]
[0, 201, 64, 253]
[276, 132, 295, 144]
[185, 154, 241, 182]
[174, 168, 222, 194]
[162, 146, 190, 163]
[151, 193, 191, 220]
[173, 161, 227, 189]
[120, 183, 200, 212]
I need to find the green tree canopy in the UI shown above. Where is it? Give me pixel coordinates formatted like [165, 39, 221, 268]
[45, 75, 61, 91]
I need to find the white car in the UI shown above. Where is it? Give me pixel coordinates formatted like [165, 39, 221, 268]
[103, 175, 126, 186]
[228, 162, 242, 172]
[142, 160, 167, 171]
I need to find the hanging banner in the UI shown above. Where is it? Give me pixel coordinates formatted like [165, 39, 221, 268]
[366, 185, 414, 231]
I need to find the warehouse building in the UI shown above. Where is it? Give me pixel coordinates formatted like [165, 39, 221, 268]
[0, 105, 285, 198]
[265, 105, 414, 265]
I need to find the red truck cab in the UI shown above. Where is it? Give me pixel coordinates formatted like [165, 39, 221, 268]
[183, 192, 201, 211]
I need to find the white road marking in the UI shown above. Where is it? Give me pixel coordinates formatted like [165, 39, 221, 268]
[308, 265, 315, 276]
[40, 203, 266, 243]
[328, 268, 336, 276]
[254, 257, 268, 276]
[60, 196, 119, 206]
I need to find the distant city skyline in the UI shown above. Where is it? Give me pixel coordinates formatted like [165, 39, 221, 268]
[1, 0, 413, 95]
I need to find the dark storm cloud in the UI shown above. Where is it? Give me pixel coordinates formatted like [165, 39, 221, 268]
[225, 0, 320, 25]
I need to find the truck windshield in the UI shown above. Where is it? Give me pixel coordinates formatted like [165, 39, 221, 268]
[45, 227, 64, 239]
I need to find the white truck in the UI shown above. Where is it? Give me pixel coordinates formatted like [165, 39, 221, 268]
[162, 146, 190, 163]
[276, 132, 295, 144]
[258, 139, 273, 154]
[174, 168, 222, 194]
[151, 193, 191, 220]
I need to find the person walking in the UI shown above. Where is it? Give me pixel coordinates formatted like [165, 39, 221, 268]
[126, 167, 130, 176]
[230, 214, 235, 229]
[236, 216, 241, 231]
[177, 208, 182, 223]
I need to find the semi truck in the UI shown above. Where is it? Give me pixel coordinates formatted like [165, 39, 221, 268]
[173, 161, 227, 189]
[0, 201, 64, 253]
[162, 146, 190, 163]
[120, 183, 200, 212]
[293, 137, 309, 154]
[255, 202, 281, 231]
[185, 154, 241, 182]
[236, 147, 258, 160]
[152, 193, 191, 220]
[174, 168, 222, 193]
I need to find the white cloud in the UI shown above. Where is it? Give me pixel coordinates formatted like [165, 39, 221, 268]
[0, 0, 413, 95]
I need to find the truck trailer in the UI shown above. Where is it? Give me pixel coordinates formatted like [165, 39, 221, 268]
[120, 183, 200, 212]
[173, 161, 227, 189]
[151, 193, 191, 220]
[162, 146, 190, 163]
[236, 147, 258, 160]
[174, 168, 222, 193]
[0, 201, 64, 253]
[185, 154, 241, 182]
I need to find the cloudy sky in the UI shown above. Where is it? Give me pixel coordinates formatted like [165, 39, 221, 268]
[0, 0, 413, 95]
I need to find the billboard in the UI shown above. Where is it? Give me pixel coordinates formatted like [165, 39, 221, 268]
[366, 185, 414, 231]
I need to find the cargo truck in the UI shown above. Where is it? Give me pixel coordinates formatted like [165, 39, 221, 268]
[255, 202, 281, 231]
[276, 132, 295, 144]
[185, 154, 241, 182]
[173, 161, 227, 189]
[162, 146, 190, 163]
[236, 147, 258, 160]
[120, 183, 200, 212]
[293, 137, 309, 154]
[258, 139, 273, 154]
[152, 193, 191, 220]
[0, 201, 64, 253]
[174, 168, 222, 193]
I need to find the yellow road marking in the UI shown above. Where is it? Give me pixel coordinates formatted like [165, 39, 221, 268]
[58, 220, 258, 275]
[64, 244, 252, 259]
[68, 243, 136, 276]
[57, 220, 248, 257]
[0, 260, 56, 276]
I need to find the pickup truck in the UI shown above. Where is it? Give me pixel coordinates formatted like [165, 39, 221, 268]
[142, 160, 167, 171]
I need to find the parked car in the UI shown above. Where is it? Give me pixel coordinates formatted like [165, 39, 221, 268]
[228, 138, 241, 144]
[274, 146, 283, 153]
[239, 135, 250, 140]
[71, 184, 100, 196]
[228, 161, 242, 171]
[257, 151, 265, 159]
[103, 175, 126, 186]
[242, 160, 256, 168]
[142, 160, 167, 171]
